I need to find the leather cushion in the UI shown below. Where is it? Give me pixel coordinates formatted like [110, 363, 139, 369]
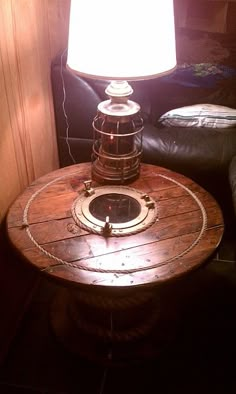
[229, 155, 236, 215]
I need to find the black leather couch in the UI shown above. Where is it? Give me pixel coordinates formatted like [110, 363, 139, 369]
[51, 51, 236, 237]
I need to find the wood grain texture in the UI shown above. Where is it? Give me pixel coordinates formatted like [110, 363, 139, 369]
[7, 163, 224, 288]
[0, 0, 70, 223]
[175, 0, 231, 33]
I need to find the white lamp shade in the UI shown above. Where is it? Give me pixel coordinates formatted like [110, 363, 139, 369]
[67, 0, 176, 80]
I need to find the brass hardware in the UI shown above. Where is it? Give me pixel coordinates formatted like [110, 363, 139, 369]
[141, 194, 154, 209]
[141, 194, 150, 201]
[103, 216, 113, 236]
[145, 201, 155, 209]
[83, 180, 94, 196]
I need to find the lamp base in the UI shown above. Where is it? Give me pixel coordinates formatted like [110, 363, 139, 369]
[92, 155, 140, 184]
[92, 81, 143, 184]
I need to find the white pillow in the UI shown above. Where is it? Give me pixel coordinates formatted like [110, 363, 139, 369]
[158, 104, 236, 128]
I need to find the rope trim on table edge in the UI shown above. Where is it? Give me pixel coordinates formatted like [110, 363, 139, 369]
[22, 172, 208, 274]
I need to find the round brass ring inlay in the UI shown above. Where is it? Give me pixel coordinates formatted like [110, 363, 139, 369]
[72, 185, 158, 236]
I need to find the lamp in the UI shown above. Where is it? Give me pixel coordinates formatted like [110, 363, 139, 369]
[67, 0, 176, 184]
[67, 1, 176, 236]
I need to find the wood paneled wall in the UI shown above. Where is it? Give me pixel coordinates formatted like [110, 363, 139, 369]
[0, 0, 70, 223]
[175, 0, 236, 33]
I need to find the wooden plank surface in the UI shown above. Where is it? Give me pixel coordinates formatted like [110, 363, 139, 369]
[7, 163, 224, 288]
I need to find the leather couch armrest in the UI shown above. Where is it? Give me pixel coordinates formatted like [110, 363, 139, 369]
[229, 155, 236, 216]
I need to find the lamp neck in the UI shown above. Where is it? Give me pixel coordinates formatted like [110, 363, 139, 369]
[105, 81, 133, 100]
[98, 80, 140, 117]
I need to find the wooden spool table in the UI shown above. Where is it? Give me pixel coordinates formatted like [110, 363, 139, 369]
[7, 163, 224, 364]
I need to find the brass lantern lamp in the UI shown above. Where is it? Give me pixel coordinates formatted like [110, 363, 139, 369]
[91, 80, 143, 183]
[66, 0, 177, 185]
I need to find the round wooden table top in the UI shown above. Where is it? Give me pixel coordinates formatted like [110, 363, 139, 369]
[7, 163, 224, 289]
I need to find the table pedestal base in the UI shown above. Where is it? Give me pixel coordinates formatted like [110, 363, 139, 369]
[50, 286, 178, 365]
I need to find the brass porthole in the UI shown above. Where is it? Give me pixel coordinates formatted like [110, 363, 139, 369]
[72, 185, 158, 236]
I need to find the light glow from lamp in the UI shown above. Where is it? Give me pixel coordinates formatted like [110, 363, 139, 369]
[67, 0, 176, 80]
